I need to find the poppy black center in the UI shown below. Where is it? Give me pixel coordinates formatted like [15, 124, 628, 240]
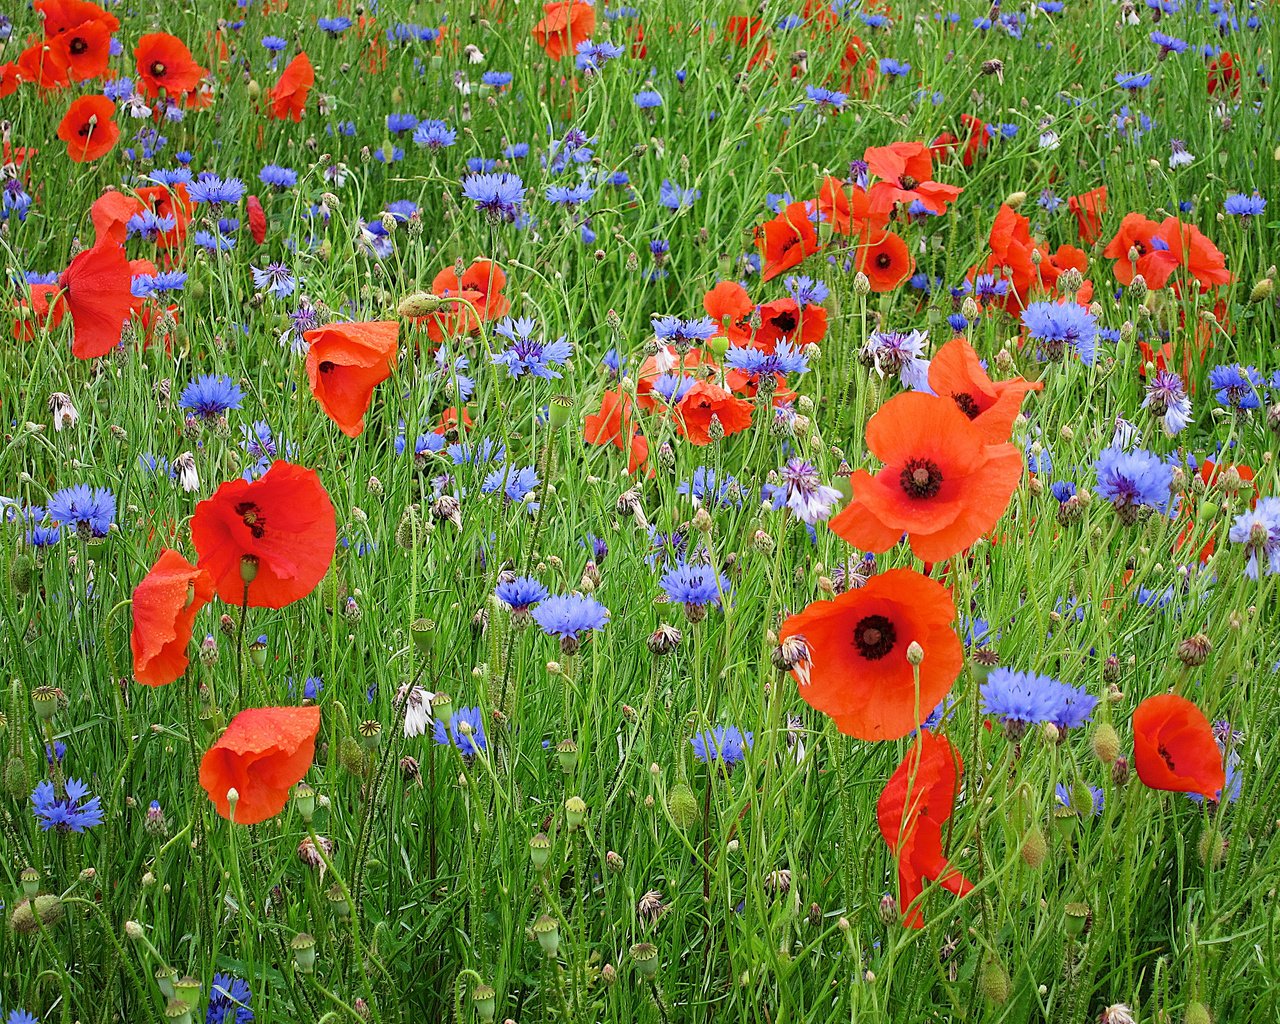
[900, 457, 943, 499]
[876, 253, 892, 269]
[236, 501, 267, 538]
[70, 38, 88, 54]
[78, 122, 93, 137]
[951, 392, 980, 419]
[898, 175, 918, 190]
[319, 360, 336, 374]
[1157, 743, 1176, 771]
[771, 310, 798, 333]
[151, 61, 166, 77]
[853, 614, 896, 660]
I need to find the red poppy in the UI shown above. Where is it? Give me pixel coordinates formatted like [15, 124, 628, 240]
[703, 281, 755, 346]
[1102, 213, 1174, 288]
[1206, 51, 1241, 97]
[865, 141, 962, 216]
[877, 732, 973, 928]
[635, 346, 716, 412]
[18, 40, 72, 90]
[247, 195, 267, 244]
[304, 320, 399, 438]
[58, 17, 113, 82]
[676, 380, 753, 445]
[422, 259, 511, 341]
[755, 297, 827, 351]
[967, 204, 1040, 313]
[269, 51, 314, 121]
[0, 63, 19, 99]
[190, 461, 337, 609]
[12, 285, 66, 342]
[59, 240, 134, 359]
[1132, 694, 1225, 800]
[135, 182, 192, 248]
[583, 389, 649, 475]
[130, 549, 214, 687]
[815, 176, 875, 236]
[956, 113, 989, 168]
[199, 706, 321, 824]
[829, 392, 1023, 563]
[531, 1, 595, 60]
[35, 0, 120, 35]
[1066, 187, 1107, 245]
[57, 95, 119, 162]
[1153, 217, 1231, 291]
[779, 568, 962, 740]
[755, 201, 819, 282]
[135, 33, 206, 99]
[927, 338, 1042, 443]
[89, 190, 142, 245]
[856, 229, 913, 292]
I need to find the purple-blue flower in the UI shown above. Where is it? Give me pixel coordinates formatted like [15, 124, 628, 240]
[532, 594, 609, 641]
[462, 172, 525, 222]
[1228, 498, 1280, 579]
[495, 575, 549, 612]
[180, 374, 244, 419]
[32, 778, 103, 833]
[691, 726, 753, 766]
[1021, 301, 1098, 365]
[659, 561, 729, 609]
[47, 485, 115, 538]
[492, 318, 573, 379]
[434, 705, 487, 757]
[1094, 447, 1173, 520]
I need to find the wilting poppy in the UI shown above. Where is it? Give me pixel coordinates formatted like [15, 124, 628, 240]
[829, 392, 1023, 563]
[422, 259, 511, 341]
[269, 51, 313, 121]
[135, 33, 207, 99]
[130, 549, 214, 687]
[1132, 694, 1225, 800]
[676, 380, 753, 445]
[584, 389, 649, 475]
[927, 338, 1042, 443]
[304, 320, 399, 438]
[60, 240, 135, 359]
[199, 705, 321, 824]
[56, 95, 119, 162]
[190, 461, 337, 609]
[857, 229, 913, 292]
[755, 201, 819, 282]
[877, 732, 973, 928]
[531, 1, 597, 61]
[1066, 187, 1107, 245]
[779, 568, 962, 741]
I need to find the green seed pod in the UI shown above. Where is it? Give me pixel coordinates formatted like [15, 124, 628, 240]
[1020, 825, 1048, 869]
[533, 914, 560, 957]
[630, 941, 660, 980]
[4, 756, 31, 800]
[1184, 1001, 1213, 1024]
[472, 983, 497, 1023]
[529, 832, 552, 869]
[291, 933, 317, 974]
[10, 551, 34, 596]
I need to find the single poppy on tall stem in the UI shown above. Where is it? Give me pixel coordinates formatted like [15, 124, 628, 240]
[56, 95, 119, 163]
[131, 549, 214, 686]
[135, 32, 207, 99]
[268, 51, 314, 121]
[199, 705, 321, 824]
[304, 320, 399, 437]
[1132, 693, 1225, 800]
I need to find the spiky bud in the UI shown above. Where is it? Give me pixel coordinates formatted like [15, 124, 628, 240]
[666, 782, 699, 829]
[1020, 826, 1048, 869]
[1178, 633, 1212, 667]
[1091, 723, 1121, 765]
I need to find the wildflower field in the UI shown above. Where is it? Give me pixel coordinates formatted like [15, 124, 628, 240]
[2, 0, 1280, 1021]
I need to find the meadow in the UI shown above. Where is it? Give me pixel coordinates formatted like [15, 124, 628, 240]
[1, 0, 1279, 1022]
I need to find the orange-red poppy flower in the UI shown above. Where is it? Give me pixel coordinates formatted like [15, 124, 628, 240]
[57, 95, 119, 162]
[135, 33, 206, 99]
[967, 204, 1039, 312]
[1153, 217, 1231, 291]
[130, 549, 214, 687]
[755, 297, 827, 351]
[829, 392, 1023, 563]
[247, 195, 267, 244]
[191, 461, 337, 609]
[89, 189, 142, 245]
[13, 285, 66, 342]
[1102, 212, 1173, 287]
[926, 338, 1042, 443]
[1206, 51, 1241, 97]
[421, 259, 511, 341]
[865, 141, 962, 216]
[269, 51, 313, 121]
[856, 229, 913, 292]
[583, 389, 649, 475]
[877, 732, 972, 928]
[304, 320, 399, 437]
[676, 380, 753, 445]
[703, 281, 755, 346]
[780, 568, 961, 740]
[531, 1, 596, 61]
[59, 17, 113, 82]
[1132, 694, 1225, 800]
[60, 240, 134, 359]
[35, 0, 120, 35]
[18, 40, 72, 90]
[199, 705, 320, 824]
[755, 201, 819, 282]
[1066, 187, 1107, 245]
[0, 63, 20, 99]
[815, 176, 875, 236]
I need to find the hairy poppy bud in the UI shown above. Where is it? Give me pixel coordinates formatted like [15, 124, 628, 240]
[666, 782, 699, 829]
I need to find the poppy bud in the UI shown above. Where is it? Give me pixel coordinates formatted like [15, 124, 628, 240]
[978, 957, 1010, 1004]
[533, 914, 560, 956]
[630, 941, 660, 980]
[666, 782, 699, 829]
[1198, 827, 1226, 870]
[853, 272, 870, 296]
[1020, 825, 1048, 869]
[1184, 1001, 1214, 1024]
[1091, 723, 1121, 765]
[906, 641, 924, 666]
[291, 933, 317, 973]
[529, 832, 552, 869]
[10, 551, 34, 596]
[398, 291, 445, 318]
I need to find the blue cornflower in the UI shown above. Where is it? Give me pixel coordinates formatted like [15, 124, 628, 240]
[126, 209, 177, 241]
[1021, 301, 1098, 365]
[433, 347, 475, 402]
[47, 486, 115, 538]
[318, 16, 353, 34]
[1228, 498, 1280, 579]
[861, 329, 930, 389]
[659, 180, 700, 210]
[188, 174, 246, 206]
[46, 741, 67, 764]
[1150, 31, 1188, 55]
[287, 676, 323, 701]
[495, 575, 549, 613]
[691, 726, 753, 766]
[251, 263, 297, 299]
[1055, 783, 1104, 816]
[448, 438, 505, 465]
[582, 533, 608, 563]
[1050, 480, 1077, 503]
[785, 275, 829, 304]
[1143, 370, 1192, 435]
[482, 465, 539, 504]
[879, 58, 911, 77]
[1039, 189, 1063, 212]
[386, 113, 418, 135]
[1115, 71, 1152, 90]
[461, 173, 525, 222]
[575, 39, 625, 72]
[1208, 363, 1265, 409]
[413, 119, 456, 150]
[659, 561, 730, 611]
[239, 422, 274, 462]
[805, 85, 846, 110]
[652, 315, 717, 346]
[259, 164, 296, 188]
[981, 668, 1092, 733]
[179, 374, 244, 419]
[761, 459, 842, 524]
[1094, 447, 1173, 521]
[193, 230, 237, 253]
[31, 778, 103, 833]
[1223, 192, 1266, 217]
[491, 318, 573, 379]
[482, 71, 513, 88]
[504, 142, 531, 159]
[7, 1011, 40, 1024]
[206, 973, 253, 1024]
[261, 35, 287, 51]
[650, 374, 696, 405]
[434, 706, 487, 757]
[546, 181, 595, 207]
[677, 467, 740, 508]
[531, 594, 609, 647]
[633, 88, 664, 110]
[724, 341, 809, 382]
[1049, 682, 1099, 730]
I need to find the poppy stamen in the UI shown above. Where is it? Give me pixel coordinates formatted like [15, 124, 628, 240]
[898, 175, 918, 190]
[853, 614, 897, 660]
[70, 38, 88, 55]
[318, 360, 336, 374]
[899, 458, 944, 499]
[875, 252, 893, 269]
[236, 501, 267, 538]
[951, 392, 980, 419]
[151, 61, 166, 77]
